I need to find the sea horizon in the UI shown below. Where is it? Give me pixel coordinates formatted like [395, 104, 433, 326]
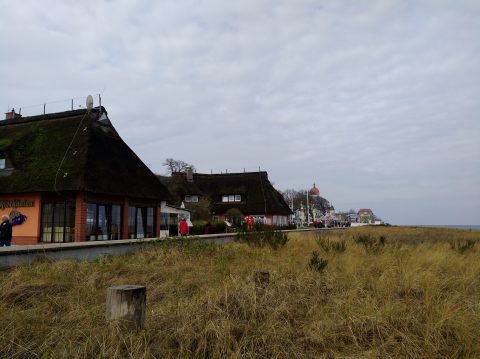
[401, 225, 480, 231]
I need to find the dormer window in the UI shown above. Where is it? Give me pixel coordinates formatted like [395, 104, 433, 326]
[0, 152, 5, 170]
[185, 195, 199, 203]
[222, 195, 241, 202]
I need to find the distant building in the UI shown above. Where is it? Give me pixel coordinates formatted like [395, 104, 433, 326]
[0, 107, 172, 244]
[358, 208, 374, 223]
[159, 171, 292, 226]
[308, 183, 320, 197]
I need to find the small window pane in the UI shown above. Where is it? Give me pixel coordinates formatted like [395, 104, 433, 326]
[53, 203, 65, 243]
[111, 205, 121, 240]
[146, 207, 154, 238]
[160, 213, 169, 231]
[235, 195, 241, 202]
[41, 203, 53, 242]
[128, 206, 136, 238]
[191, 195, 198, 202]
[136, 208, 145, 239]
[229, 195, 235, 202]
[222, 195, 229, 202]
[97, 205, 108, 240]
[185, 195, 191, 202]
[0, 158, 5, 169]
[64, 203, 75, 242]
[86, 203, 97, 241]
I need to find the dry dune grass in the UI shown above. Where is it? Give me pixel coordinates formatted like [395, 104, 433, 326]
[1, 226, 480, 358]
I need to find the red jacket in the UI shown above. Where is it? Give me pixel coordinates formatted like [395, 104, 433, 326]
[179, 219, 189, 235]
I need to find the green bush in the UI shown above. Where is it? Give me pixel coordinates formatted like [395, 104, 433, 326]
[190, 220, 207, 235]
[450, 239, 476, 254]
[224, 208, 244, 227]
[212, 220, 226, 234]
[354, 233, 386, 253]
[315, 235, 346, 253]
[308, 251, 328, 272]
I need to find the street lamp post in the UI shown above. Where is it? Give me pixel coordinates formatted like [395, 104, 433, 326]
[306, 190, 310, 226]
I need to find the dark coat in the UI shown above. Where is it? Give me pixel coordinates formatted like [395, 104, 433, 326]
[0, 219, 12, 242]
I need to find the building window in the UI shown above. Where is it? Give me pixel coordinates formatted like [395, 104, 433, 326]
[0, 152, 5, 169]
[222, 194, 242, 202]
[185, 195, 199, 202]
[273, 215, 287, 226]
[86, 203, 121, 241]
[128, 206, 155, 239]
[41, 202, 75, 243]
[160, 213, 169, 231]
[251, 215, 265, 224]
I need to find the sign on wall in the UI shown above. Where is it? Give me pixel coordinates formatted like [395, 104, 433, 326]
[0, 200, 34, 210]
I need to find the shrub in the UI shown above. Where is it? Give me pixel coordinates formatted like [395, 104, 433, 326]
[212, 220, 226, 234]
[354, 233, 386, 253]
[450, 239, 476, 254]
[224, 208, 244, 227]
[308, 251, 328, 272]
[190, 220, 207, 235]
[315, 234, 346, 253]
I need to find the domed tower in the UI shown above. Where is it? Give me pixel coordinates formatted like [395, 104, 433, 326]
[309, 183, 320, 197]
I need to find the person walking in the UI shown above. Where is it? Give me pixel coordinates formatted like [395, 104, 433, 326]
[246, 216, 254, 231]
[0, 214, 13, 247]
[179, 218, 189, 236]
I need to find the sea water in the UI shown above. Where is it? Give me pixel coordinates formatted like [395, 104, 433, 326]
[419, 225, 480, 231]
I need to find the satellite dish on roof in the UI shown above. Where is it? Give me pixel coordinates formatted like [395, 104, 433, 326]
[86, 95, 94, 111]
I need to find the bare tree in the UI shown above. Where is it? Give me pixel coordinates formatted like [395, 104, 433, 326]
[163, 158, 195, 175]
[281, 188, 332, 215]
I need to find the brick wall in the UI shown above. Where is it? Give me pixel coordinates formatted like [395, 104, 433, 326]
[75, 193, 87, 242]
[11, 236, 38, 245]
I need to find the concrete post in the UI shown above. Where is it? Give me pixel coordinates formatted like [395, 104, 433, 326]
[106, 285, 146, 330]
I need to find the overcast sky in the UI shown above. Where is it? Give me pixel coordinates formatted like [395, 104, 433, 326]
[1, 1, 479, 225]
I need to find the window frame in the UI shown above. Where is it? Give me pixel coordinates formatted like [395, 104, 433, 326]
[40, 201, 76, 243]
[128, 206, 156, 239]
[185, 195, 199, 203]
[0, 151, 6, 170]
[86, 203, 122, 241]
[221, 194, 242, 203]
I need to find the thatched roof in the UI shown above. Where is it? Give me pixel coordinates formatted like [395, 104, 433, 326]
[0, 107, 171, 201]
[159, 171, 292, 215]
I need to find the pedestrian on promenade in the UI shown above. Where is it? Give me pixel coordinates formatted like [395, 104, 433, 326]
[179, 218, 189, 236]
[246, 216, 254, 231]
[0, 214, 13, 247]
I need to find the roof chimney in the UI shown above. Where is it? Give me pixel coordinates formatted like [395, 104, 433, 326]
[186, 167, 194, 182]
[5, 108, 22, 121]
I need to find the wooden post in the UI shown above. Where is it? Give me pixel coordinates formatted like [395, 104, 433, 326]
[106, 285, 146, 330]
[254, 270, 270, 290]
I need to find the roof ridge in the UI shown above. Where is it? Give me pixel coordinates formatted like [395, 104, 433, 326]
[0, 107, 104, 127]
[193, 171, 268, 176]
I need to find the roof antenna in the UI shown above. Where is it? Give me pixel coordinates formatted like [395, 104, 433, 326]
[86, 95, 94, 112]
